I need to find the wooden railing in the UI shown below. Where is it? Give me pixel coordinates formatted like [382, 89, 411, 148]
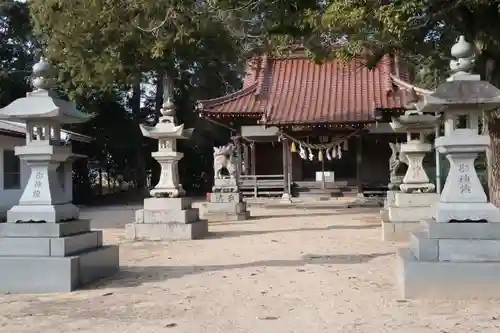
[239, 174, 285, 197]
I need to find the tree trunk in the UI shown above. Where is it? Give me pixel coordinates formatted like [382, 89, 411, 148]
[489, 113, 500, 206]
[155, 71, 164, 117]
[131, 81, 147, 191]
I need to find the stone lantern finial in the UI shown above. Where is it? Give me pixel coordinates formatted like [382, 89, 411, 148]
[448, 35, 478, 81]
[31, 57, 53, 91]
[161, 75, 175, 116]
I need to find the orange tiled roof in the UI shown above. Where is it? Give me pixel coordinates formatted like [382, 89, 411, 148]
[196, 50, 409, 125]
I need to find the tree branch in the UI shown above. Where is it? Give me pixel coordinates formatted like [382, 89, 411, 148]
[406, 0, 465, 30]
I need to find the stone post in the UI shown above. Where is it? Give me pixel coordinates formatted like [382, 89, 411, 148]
[0, 57, 119, 293]
[125, 75, 208, 240]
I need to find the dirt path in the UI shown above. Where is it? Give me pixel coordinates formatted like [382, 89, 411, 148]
[1, 206, 499, 333]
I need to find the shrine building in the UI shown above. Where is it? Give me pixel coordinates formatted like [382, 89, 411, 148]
[196, 47, 426, 198]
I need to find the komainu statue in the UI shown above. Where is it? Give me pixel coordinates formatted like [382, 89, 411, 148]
[213, 143, 237, 180]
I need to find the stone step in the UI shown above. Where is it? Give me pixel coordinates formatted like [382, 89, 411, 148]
[409, 231, 438, 261]
[0, 245, 119, 293]
[200, 202, 247, 214]
[388, 206, 434, 222]
[135, 208, 199, 224]
[143, 197, 191, 210]
[125, 220, 208, 241]
[0, 231, 102, 257]
[397, 247, 500, 298]
[422, 219, 500, 240]
[393, 192, 439, 207]
[0, 220, 91, 238]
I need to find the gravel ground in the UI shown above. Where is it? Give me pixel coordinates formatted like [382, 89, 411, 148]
[1, 205, 500, 333]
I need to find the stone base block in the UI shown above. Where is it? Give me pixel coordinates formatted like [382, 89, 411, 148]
[393, 192, 438, 207]
[202, 211, 250, 221]
[409, 231, 438, 261]
[201, 201, 247, 214]
[7, 203, 79, 223]
[150, 186, 185, 198]
[0, 220, 91, 237]
[435, 202, 500, 222]
[388, 205, 434, 222]
[0, 230, 102, 257]
[382, 221, 421, 241]
[411, 221, 500, 262]
[135, 208, 199, 224]
[385, 191, 398, 208]
[422, 219, 500, 240]
[0, 245, 119, 293]
[208, 192, 242, 203]
[125, 220, 208, 241]
[397, 248, 500, 298]
[143, 197, 191, 210]
[380, 208, 389, 221]
[400, 183, 435, 193]
[213, 178, 238, 190]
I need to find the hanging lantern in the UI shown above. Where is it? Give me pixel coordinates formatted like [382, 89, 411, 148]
[318, 149, 323, 162]
[291, 141, 297, 153]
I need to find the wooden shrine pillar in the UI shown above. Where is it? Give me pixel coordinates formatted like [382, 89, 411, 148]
[232, 136, 242, 183]
[242, 142, 249, 175]
[250, 142, 256, 175]
[356, 135, 363, 195]
[282, 137, 292, 200]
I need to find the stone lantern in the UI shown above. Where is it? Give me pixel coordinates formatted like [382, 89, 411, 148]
[0, 57, 119, 293]
[380, 93, 439, 241]
[125, 76, 208, 240]
[397, 36, 500, 298]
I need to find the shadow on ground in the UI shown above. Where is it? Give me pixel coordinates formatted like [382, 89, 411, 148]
[249, 208, 380, 220]
[206, 223, 378, 239]
[91, 252, 393, 289]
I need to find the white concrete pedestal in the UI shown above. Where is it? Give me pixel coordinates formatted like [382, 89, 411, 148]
[200, 192, 250, 221]
[126, 197, 208, 240]
[397, 219, 500, 298]
[381, 192, 438, 241]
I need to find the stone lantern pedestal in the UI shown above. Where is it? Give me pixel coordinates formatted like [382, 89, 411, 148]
[200, 143, 250, 221]
[0, 58, 119, 293]
[125, 77, 208, 240]
[397, 36, 500, 298]
[381, 106, 439, 241]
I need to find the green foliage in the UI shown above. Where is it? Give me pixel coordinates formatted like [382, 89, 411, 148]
[210, 0, 500, 87]
[0, 0, 37, 106]
[28, 0, 247, 194]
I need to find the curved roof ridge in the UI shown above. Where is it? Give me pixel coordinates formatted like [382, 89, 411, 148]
[254, 54, 269, 96]
[196, 82, 258, 109]
[390, 75, 433, 95]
